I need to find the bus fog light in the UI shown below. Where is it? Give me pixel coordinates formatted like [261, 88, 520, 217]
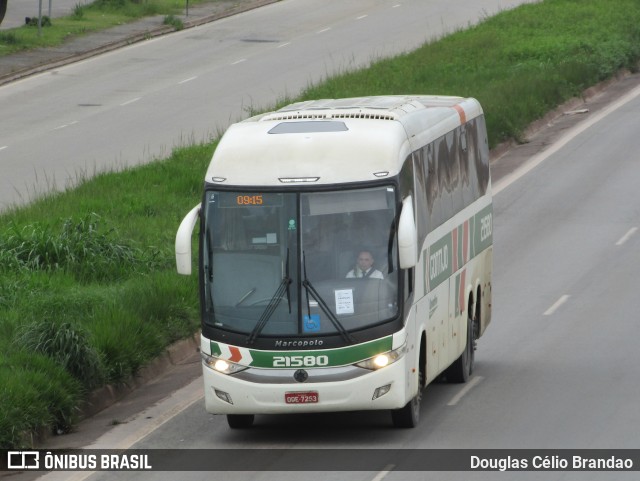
[215, 389, 233, 404]
[373, 384, 392, 400]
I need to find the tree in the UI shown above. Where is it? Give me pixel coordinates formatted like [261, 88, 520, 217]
[0, 0, 7, 27]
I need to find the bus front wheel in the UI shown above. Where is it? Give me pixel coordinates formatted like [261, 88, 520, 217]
[391, 368, 423, 428]
[227, 414, 254, 428]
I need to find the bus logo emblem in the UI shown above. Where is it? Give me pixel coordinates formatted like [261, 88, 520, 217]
[294, 370, 309, 383]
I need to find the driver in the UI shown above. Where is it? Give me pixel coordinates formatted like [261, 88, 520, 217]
[345, 250, 383, 279]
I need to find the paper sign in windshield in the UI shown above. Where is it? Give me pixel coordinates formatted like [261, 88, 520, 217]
[335, 289, 354, 315]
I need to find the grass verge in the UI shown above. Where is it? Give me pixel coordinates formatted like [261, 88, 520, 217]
[1, 0, 639, 448]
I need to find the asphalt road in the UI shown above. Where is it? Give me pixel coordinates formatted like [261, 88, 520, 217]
[0, 0, 534, 210]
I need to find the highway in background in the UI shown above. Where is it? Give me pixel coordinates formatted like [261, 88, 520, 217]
[0, 0, 534, 209]
[0, 0, 92, 30]
[37, 80, 640, 481]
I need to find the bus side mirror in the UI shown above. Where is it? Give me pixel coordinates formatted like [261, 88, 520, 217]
[175, 203, 201, 275]
[398, 196, 418, 268]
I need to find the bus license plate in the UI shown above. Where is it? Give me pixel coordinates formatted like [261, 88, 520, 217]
[285, 392, 318, 404]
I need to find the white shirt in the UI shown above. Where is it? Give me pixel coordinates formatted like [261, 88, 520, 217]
[346, 268, 384, 279]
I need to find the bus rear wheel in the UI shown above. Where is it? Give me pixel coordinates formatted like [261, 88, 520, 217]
[446, 313, 475, 383]
[227, 414, 254, 428]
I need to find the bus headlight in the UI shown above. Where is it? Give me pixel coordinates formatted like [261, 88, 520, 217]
[201, 352, 248, 375]
[355, 344, 406, 370]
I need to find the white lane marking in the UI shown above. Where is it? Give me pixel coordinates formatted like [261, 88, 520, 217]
[447, 375, 484, 406]
[370, 464, 395, 481]
[0, 146, 8, 151]
[231, 58, 246, 65]
[616, 227, 638, 246]
[493, 82, 640, 195]
[544, 294, 570, 316]
[37, 378, 203, 481]
[317, 27, 331, 34]
[178, 76, 197, 84]
[277, 42, 291, 48]
[52, 120, 79, 130]
[393, 4, 401, 8]
[120, 97, 141, 106]
[356, 15, 368, 20]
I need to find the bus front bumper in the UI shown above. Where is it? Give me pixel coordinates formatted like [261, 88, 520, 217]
[202, 357, 411, 415]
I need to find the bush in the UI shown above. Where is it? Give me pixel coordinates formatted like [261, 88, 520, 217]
[0, 214, 161, 282]
[0, 352, 82, 448]
[0, 32, 18, 45]
[72, 4, 86, 19]
[163, 14, 183, 30]
[14, 320, 105, 390]
[25, 16, 52, 27]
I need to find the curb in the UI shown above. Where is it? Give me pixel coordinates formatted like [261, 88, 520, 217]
[0, 0, 281, 86]
[489, 68, 635, 163]
[81, 331, 201, 419]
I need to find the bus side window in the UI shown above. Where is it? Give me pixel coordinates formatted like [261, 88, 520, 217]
[461, 120, 476, 208]
[448, 130, 464, 215]
[405, 267, 414, 299]
[413, 150, 429, 250]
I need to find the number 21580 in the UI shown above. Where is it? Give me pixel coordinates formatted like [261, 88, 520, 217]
[273, 355, 329, 367]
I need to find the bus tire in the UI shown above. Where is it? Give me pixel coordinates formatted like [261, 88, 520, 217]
[446, 313, 474, 383]
[227, 414, 254, 429]
[391, 368, 423, 428]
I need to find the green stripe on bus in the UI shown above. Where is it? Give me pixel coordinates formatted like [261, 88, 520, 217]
[424, 202, 493, 294]
[473, 204, 493, 254]
[427, 233, 452, 291]
[211, 336, 393, 368]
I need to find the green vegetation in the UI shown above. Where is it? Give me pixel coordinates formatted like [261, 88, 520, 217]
[1, 0, 639, 449]
[0, 0, 215, 57]
[163, 14, 184, 30]
[299, 0, 640, 146]
[0, 147, 207, 448]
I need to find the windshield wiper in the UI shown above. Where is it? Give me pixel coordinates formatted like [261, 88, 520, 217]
[247, 249, 291, 345]
[302, 252, 356, 344]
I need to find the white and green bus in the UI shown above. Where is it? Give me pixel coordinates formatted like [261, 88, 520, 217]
[175, 95, 493, 428]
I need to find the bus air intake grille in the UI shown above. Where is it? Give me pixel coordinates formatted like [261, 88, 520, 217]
[261, 113, 397, 122]
[264, 114, 329, 121]
[331, 113, 396, 120]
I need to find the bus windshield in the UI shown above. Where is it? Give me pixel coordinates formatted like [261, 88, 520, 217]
[202, 186, 399, 339]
